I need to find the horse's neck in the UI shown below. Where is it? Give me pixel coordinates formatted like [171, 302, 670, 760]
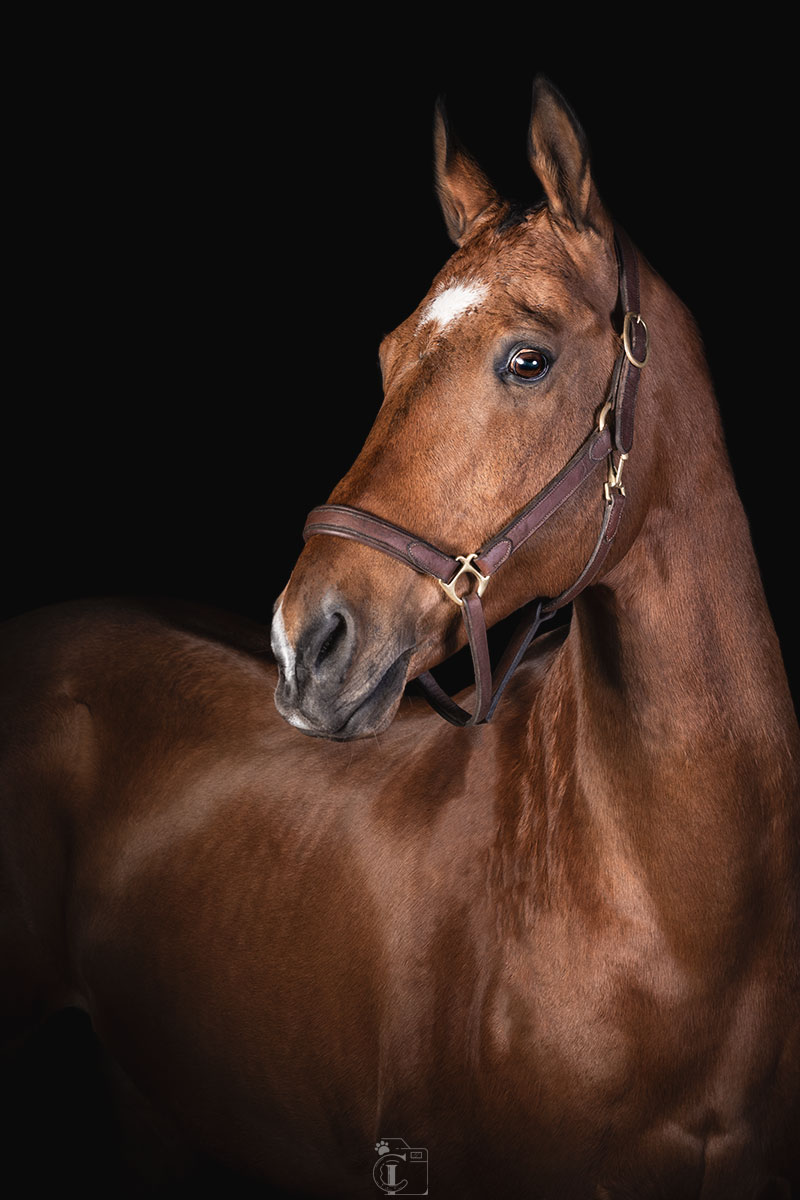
[518, 302, 799, 936]
[571, 475, 796, 780]
[569, 278, 798, 784]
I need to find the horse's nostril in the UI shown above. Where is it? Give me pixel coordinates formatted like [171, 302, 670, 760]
[314, 611, 348, 669]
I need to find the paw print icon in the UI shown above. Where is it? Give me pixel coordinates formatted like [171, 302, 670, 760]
[372, 1137, 428, 1194]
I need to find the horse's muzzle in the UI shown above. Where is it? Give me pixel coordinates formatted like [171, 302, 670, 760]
[271, 599, 412, 739]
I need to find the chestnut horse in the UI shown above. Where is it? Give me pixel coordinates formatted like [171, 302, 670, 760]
[1, 79, 798, 1198]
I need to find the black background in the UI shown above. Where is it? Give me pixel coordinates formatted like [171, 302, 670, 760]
[5, 20, 797, 704]
[3, 16, 797, 1196]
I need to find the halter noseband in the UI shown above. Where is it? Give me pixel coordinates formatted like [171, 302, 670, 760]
[303, 224, 648, 727]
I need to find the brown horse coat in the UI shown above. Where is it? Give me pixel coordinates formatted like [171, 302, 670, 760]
[1, 78, 798, 1198]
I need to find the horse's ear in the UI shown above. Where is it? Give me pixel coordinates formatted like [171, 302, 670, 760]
[527, 76, 608, 235]
[433, 98, 501, 246]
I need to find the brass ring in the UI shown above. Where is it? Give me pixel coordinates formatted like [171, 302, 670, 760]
[622, 312, 649, 368]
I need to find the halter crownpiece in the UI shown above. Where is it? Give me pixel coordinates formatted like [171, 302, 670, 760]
[303, 224, 648, 727]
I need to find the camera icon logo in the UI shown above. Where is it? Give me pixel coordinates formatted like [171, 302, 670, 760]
[373, 1137, 428, 1194]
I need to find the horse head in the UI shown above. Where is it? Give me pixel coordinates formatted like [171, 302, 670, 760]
[272, 78, 650, 739]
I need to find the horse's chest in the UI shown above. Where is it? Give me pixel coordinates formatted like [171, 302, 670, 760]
[79, 798, 777, 1197]
[353, 899, 711, 1196]
[380, 911, 657, 1108]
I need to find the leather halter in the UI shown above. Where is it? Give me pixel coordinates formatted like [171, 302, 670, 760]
[303, 224, 649, 727]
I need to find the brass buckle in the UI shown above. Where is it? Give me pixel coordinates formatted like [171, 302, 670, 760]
[437, 554, 490, 607]
[597, 398, 613, 431]
[622, 312, 649, 368]
[604, 452, 629, 501]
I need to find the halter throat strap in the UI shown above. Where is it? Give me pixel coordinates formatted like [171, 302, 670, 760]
[302, 224, 647, 727]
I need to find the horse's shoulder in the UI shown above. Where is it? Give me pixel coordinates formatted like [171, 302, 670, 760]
[0, 597, 282, 772]
[0, 596, 274, 678]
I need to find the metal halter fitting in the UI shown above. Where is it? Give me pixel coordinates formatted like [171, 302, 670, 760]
[302, 224, 648, 727]
[437, 554, 490, 607]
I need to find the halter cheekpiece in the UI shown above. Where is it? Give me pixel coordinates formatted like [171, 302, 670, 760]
[303, 224, 649, 727]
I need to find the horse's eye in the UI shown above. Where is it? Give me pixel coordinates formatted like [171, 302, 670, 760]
[508, 348, 549, 380]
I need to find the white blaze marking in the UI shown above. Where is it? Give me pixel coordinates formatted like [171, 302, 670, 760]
[271, 601, 318, 732]
[418, 279, 488, 331]
[270, 601, 295, 682]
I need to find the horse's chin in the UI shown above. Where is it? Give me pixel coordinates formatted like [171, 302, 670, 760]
[274, 650, 411, 741]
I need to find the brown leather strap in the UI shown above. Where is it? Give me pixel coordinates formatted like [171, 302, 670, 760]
[612, 225, 647, 454]
[414, 597, 547, 728]
[475, 426, 612, 575]
[304, 425, 612, 590]
[616, 224, 640, 318]
[543, 485, 626, 612]
[413, 591, 494, 726]
[303, 504, 461, 584]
